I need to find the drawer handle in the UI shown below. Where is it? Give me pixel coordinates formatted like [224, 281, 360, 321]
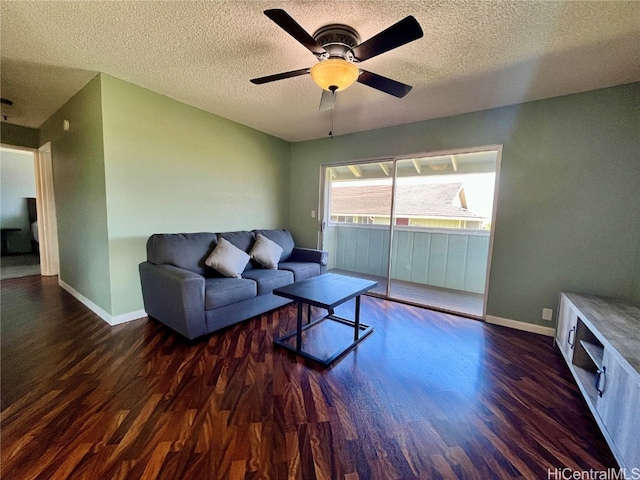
[595, 366, 606, 397]
[567, 326, 576, 347]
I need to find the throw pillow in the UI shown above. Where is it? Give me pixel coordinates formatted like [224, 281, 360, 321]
[249, 233, 284, 269]
[205, 237, 250, 278]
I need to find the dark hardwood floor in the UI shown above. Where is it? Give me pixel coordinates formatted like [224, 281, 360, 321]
[1, 275, 616, 479]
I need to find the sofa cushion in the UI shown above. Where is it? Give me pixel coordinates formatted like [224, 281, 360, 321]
[205, 237, 250, 278]
[204, 277, 257, 310]
[242, 269, 294, 295]
[217, 231, 256, 271]
[278, 262, 321, 282]
[252, 229, 295, 262]
[147, 232, 217, 276]
[250, 234, 283, 269]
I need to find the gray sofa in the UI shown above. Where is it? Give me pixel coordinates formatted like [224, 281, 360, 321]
[139, 229, 328, 340]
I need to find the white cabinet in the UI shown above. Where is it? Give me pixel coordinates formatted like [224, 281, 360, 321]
[556, 292, 640, 472]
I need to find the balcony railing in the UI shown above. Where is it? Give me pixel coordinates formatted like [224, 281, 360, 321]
[325, 224, 490, 295]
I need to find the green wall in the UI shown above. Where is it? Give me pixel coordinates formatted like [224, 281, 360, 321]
[30, 74, 640, 326]
[100, 74, 290, 316]
[0, 123, 39, 149]
[289, 83, 640, 327]
[39, 74, 112, 312]
[38, 74, 290, 317]
[40, 74, 282, 316]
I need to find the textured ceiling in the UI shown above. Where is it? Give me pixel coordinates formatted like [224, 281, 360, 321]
[1, 1, 639, 142]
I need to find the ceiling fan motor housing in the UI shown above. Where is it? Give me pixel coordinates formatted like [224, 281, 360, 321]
[313, 24, 360, 61]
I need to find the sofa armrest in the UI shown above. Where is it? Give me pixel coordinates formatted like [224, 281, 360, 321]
[139, 262, 206, 339]
[289, 247, 329, 273]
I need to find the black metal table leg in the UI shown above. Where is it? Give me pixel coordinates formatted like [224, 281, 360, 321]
[296, 301, 303, 351]
[272, 274, 377, 366]
[354, 295, 361, 341]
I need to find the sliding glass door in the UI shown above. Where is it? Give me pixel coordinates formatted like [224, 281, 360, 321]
[321, 148, 499, 318]
[321, 159, 394, 297]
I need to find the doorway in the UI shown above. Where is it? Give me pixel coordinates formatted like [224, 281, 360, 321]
[0, 146, 39, 279]
[320, 147, 500, 318]
[0, 143, 59, 279]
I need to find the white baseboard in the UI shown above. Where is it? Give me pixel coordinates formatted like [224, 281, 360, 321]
[111, 309, 148, 326]
[485, 315, 555, 337]
[58, 279, 146, 326]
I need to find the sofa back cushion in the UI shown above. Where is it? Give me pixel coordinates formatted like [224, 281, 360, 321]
[252, 229, 295, 263]
[216, 231, 256, 271]
[147, 232, 217, 276]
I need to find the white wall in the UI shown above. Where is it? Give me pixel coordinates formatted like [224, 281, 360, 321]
[0, 148, 36, 253]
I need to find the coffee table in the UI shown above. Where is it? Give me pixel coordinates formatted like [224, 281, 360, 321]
[273, 273, 377, 366]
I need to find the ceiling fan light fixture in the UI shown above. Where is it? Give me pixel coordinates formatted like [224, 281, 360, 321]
[310, 59, 359, 91]
[429, 163, 448, 171]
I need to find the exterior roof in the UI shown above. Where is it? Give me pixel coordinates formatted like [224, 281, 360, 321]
[330, 183, 485, 220]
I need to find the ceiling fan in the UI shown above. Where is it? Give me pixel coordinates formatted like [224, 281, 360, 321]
[250, 9, 423, 110]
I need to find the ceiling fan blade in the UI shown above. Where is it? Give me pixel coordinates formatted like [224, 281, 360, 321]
[250, 68, 311, 85]
[357, 70, 412, 98]
[352, 16, 423, 62]
[264, 9, 326, 56]
[319, 89, 335, 111]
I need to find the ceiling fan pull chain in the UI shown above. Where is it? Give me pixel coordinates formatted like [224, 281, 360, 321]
[329, 107, 333, 139]
[329, 88, 337, 139]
